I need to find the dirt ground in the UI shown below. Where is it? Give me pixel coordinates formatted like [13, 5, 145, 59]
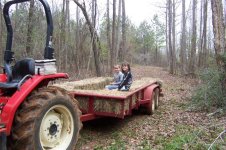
[75, 66, 226, 150]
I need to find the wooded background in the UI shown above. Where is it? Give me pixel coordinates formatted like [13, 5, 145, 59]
[0, 0, 225, 80]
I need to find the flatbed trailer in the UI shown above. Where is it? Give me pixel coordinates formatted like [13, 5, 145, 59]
[71, 81, 162, 122]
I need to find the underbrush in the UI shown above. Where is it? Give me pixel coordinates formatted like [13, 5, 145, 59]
[161, 125, 226, 150]
[191, 68, 226, 112]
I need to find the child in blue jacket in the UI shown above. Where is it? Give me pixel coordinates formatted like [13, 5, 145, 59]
[105, 65, 124, 90]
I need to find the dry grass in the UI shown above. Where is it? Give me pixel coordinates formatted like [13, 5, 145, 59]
[54, 77, 113, 91]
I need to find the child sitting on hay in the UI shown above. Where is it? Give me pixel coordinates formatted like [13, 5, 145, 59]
[118, 62, 133, 91]
[105, 65, 124, 90]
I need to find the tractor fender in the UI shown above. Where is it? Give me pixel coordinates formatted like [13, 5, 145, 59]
[1, 73, 68, 135]
[143, 84, 159, 102]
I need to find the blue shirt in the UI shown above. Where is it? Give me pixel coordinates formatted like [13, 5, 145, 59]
[113, 71, 124, 85]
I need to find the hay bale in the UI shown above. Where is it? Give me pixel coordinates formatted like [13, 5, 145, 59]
[75, 96, 89, 113]
[132, 95, 137, 106]
[124, 98, 130, 111]
[94, 98, 122, 115]
[54, 77, 113, 91]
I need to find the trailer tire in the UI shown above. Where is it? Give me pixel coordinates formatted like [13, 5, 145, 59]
[154, 88, 160, 109]
[146, 90, 155, 115]
[9, 86, 82, 150]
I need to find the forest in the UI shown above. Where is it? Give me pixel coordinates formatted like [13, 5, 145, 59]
[0, 0, 226, 149]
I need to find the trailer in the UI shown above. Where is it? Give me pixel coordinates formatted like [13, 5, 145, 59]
[55, 77, 163, 122]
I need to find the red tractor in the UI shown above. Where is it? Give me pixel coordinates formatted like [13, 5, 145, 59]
[0, 0, 81, 149]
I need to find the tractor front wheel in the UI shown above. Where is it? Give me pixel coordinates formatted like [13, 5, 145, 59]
[10, 86, 82, 150]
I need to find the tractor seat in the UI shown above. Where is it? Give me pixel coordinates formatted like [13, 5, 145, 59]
[0, 58, 35, 89]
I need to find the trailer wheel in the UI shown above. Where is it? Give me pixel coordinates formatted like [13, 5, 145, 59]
[9, 86, 82, 150]
[146, 90, 155, 115]
[154, 88, 160, 109]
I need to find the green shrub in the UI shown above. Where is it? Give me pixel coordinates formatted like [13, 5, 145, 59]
[192, 68, 226, 111]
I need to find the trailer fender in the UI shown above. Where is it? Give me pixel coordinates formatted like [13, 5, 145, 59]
[143, 84, 159, 102]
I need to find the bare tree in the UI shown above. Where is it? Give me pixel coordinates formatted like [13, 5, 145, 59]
[25, 0, 35, 56]
[180, 0, 187, 74]
[111, 0, 116, 69]
[198, 0, 203, 67]
[172, 0, 176, 72]
[87, 0, 97, 71]
[189, 0, 197, 75]
[65, 0, 70, 70]
[168, 0, 175, 74]
[165, 2, 169, 63]
[115, 0, 121, 63]
[75, 5, 80, 73]
[58, 0, 66, 70]
[211, 0, 226, 93]
[211, 0, 225, 66]
[106, 0, 111, 72]
[201, 0, 208, 67]
[73, 0, 102, 76]
[121, 0, 126, 62]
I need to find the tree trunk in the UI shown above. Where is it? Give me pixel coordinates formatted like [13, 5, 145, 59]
[87, 0, 97, 71]
[115, 0, 121, 63]
[165, 4, 169, 63]
[180, 0, 187, 74]
[65, 0, 70, 70]
[211, 0, 226, 95]
[202, 0, 208, 67]
[107, 0, 111, 72]
[75, 5, 80, 74]
[168, 0, 174, 74]
[25, 0, 35, 56]
[172, 0, 176, 72]
[189, 0, 197, 75]
[211, 0, 225, 65]
[59, 0, 66, 70]
[198, 0, 203, 67]
[111, 0, 116, 69]
[121, 0, 126, 62]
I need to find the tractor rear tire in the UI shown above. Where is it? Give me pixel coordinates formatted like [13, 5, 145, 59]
[9, 86, 82, 150]
[146, 90, 155, 115]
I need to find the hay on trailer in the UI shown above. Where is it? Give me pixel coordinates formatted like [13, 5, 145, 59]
[94, 98, 122, 114]
[131, 94, 137, 106]
[55, 77, 163, 114]
[75, 96, 89, 113]
[124, 98, 130, 112]
[54, 77, 113, 91]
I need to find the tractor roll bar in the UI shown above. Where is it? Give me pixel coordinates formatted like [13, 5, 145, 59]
[3, 0, 54, 63]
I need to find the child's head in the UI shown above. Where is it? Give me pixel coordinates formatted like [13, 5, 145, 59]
[113, 65, 121, 73]
[121, 62, 130, 73]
